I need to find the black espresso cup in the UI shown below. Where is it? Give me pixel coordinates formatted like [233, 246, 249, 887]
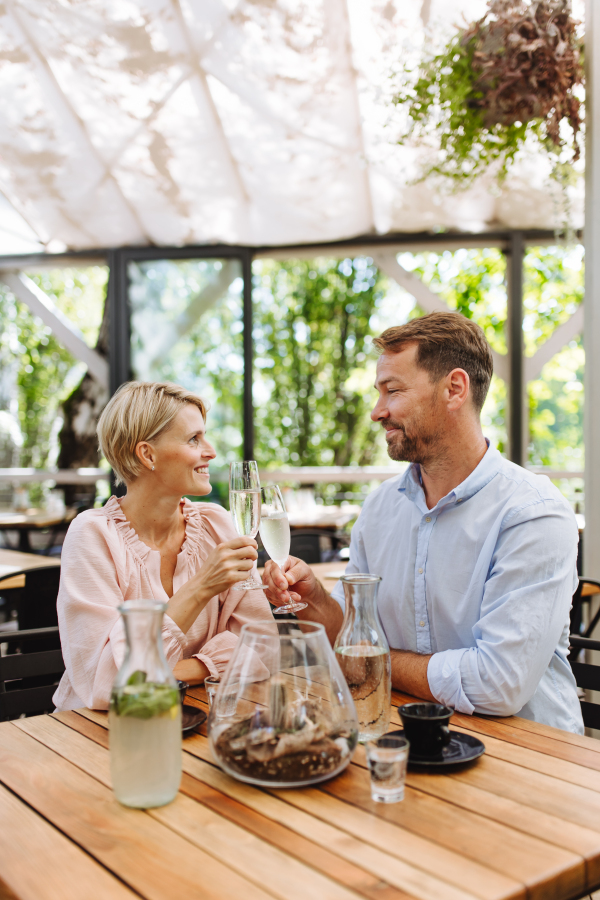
[399, 702, 454, 758]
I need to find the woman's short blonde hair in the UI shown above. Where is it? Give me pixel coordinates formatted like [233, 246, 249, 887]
[97, 381, 208, 486]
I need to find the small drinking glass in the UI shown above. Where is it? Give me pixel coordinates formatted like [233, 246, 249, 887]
[204, 675, 219, 709]
[366, 734, 410, 803]
[205, 676, 239, 717]
[259, 485, 307, 614]
[229, 461, 267, 591]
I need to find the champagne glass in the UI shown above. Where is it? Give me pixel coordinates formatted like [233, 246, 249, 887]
[229, 461, 267, 591]
[259, 484, 307, 613]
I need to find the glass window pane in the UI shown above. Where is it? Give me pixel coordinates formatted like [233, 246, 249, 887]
[253, 250, 508, 483]
[128, 258, 244, 469]
[524, 245, 584, 499]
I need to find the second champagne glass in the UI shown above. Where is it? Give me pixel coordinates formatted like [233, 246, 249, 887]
[229, 461, 267, 591]
[259, 484, 307, 613]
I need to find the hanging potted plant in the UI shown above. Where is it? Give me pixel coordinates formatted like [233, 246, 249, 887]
[394, 0, 584, 192]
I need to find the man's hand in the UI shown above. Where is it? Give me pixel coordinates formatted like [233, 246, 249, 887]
[262, 556, 344, 644]
[262, 555, 318, 608]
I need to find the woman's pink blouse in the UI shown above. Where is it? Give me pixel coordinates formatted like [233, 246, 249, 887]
[53, 497, 273, 711]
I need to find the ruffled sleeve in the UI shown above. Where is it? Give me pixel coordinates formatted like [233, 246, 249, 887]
[53, 502, 186, 711]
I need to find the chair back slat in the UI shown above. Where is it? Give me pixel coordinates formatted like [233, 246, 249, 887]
[0, 625, 64, 720]
[0, 685, 59, 719]
[569, 660, 600, 693]
[568, 634, 600, 730]
[579, 701, 600, 731]
[0, 649, 64, 681]
[571, 578, 600, 639]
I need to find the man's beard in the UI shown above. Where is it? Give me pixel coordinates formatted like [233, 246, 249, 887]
[381, 418, 438, 465]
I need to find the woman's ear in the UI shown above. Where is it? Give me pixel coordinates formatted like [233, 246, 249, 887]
[135, 441, 155, 472]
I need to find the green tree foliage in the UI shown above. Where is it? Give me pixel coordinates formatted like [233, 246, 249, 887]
[0, 248, 584, 511]
[253, 258, 385, 468]
[0, 268, 106, 470]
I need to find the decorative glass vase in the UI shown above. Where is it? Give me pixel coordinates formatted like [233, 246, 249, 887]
[109, 599, 182, 808]
[334, 574, 391, 742]
[208, 619, 358, 788]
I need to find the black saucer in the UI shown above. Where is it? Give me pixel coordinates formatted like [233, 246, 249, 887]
[387, 728, 485, 766]
[182, 704, 207, 735]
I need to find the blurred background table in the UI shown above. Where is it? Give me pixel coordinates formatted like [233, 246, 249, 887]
[287, 505, 360, 531]
[0, 548, 61, 591]
[0, 508, 76, 554]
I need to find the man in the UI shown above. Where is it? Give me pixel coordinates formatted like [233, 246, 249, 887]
[263, 311, 583, 733]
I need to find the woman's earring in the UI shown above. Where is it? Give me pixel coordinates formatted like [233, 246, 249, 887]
[151, 465, 155, 471]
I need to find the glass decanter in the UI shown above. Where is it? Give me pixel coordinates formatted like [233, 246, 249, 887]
[208, 619, 358, 788]
[334, 574, 391, 742]
[109, 599, 182, 808]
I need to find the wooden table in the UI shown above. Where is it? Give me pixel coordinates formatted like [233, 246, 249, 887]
[2, 691, 600, 900]
[0, 547, 61, 591]
[0, 508, 75, 553]
[287, 505, 360, 531]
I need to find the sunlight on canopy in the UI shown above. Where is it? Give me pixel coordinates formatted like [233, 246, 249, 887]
[0, 0, 586, 254]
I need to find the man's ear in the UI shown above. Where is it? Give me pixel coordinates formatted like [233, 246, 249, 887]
[446, 368, 470, 411]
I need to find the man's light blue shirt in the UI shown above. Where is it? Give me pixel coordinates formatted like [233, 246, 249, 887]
[331, 442, 584, 734]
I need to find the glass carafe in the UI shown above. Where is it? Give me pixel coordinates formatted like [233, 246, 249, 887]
[109, 600, 181, 808]
[334, 574, 391, 742]
[208, 619, 359, 788]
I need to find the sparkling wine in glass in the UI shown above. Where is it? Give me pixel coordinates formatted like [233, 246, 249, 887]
[259, 484, 307, 613]
[229, 461, 267, 591]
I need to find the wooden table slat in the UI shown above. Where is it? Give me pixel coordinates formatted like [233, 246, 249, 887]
[57, 712, 497, 900]
[2, 685, 600, 900]
[321, 764, 585, 900]
[390, 695, 600, 774]
[0, 725, 275, 900]
[15, 716, 374, 900]
[0, 782, 138, 900]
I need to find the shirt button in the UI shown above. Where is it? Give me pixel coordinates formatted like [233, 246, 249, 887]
[419, 620, 425, 627]
[425, 516, 431, 523]
[418, 568, 423, 574]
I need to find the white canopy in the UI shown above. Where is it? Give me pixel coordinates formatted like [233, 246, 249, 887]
[0, 0, 585, 255]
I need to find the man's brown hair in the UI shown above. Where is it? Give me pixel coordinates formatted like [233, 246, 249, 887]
[373, 311, 494, 412]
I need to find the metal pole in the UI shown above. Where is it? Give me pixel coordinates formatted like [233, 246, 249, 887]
[107, 248, 130, 397]
[242, 249, 254, 461]
[585, 0, 600, 579]
[107, 249, 130, 497]
[507, 231, 526, 467]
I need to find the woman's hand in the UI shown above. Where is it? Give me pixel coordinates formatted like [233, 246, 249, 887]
[193, 537, 258, 602]
[167, 537, 257, 634]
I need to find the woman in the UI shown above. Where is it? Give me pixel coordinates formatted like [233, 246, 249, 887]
[53, 381, 272, 710]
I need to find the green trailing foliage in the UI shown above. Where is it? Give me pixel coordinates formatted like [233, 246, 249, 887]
[394, 0, 584, 188]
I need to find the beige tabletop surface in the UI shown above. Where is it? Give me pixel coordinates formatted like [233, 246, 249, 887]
[2, 688, 600, 900]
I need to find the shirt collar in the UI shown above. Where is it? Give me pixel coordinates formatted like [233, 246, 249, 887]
[398, 439, 500, 511]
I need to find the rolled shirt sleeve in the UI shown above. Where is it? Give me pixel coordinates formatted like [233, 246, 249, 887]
[427, 499, 578, 717]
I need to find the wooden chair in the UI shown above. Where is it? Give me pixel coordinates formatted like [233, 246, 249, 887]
[289, 529, 347, 565]
[568, 634, 600, 730]
[570, 577, 600, 639]
[0, 626, 64, 720]
[0, 565, 61, 642]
